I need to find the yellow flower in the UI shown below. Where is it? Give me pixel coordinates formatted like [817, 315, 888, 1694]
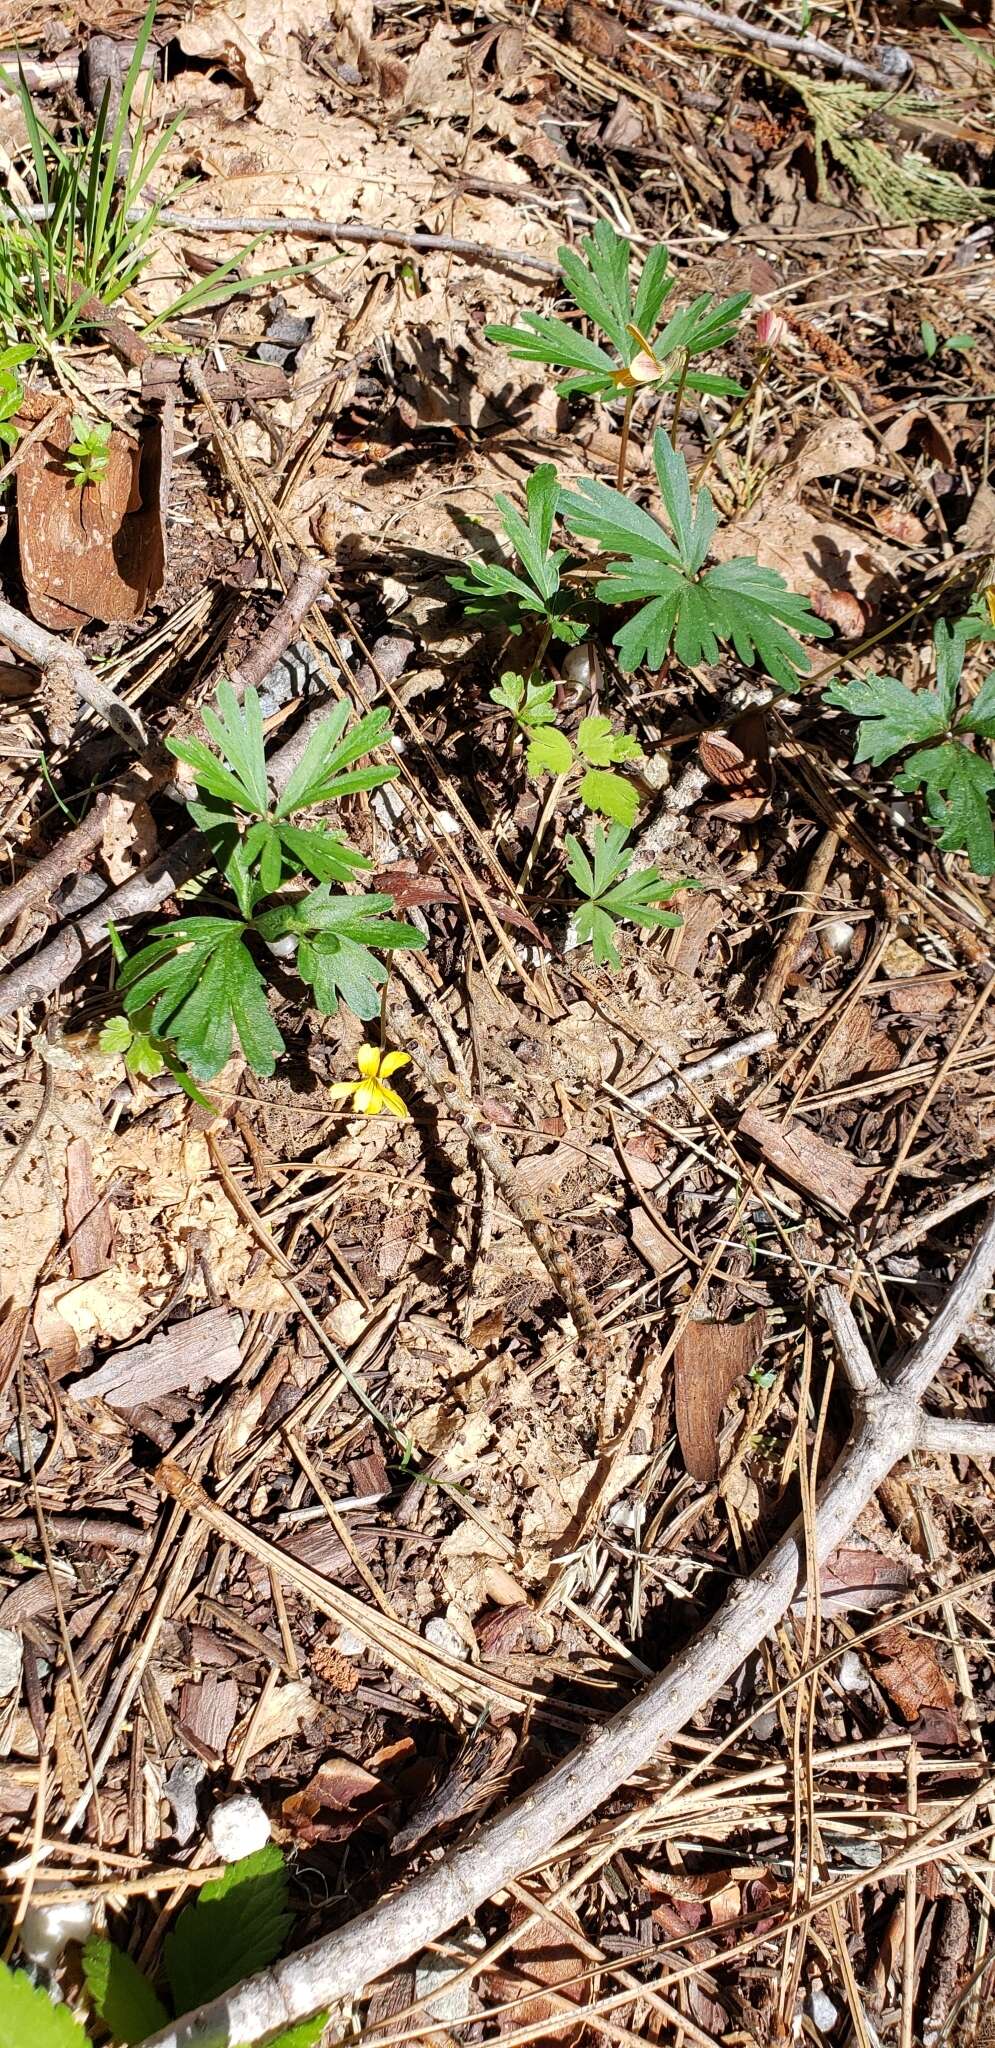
[328, 1043, 411, 1119]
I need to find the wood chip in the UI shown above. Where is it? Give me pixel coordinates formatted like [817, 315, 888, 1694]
[66, 1307, 244, 1408]
[738, 1106, 873, 1217]
[17, 401, 170, 629]
[675, 1313, 767, 1482]
[178, 1674, 240, 1762]
[64, 1138, 113, 1280]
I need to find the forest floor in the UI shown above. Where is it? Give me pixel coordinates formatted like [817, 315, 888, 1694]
[1, 0, 995, 2043]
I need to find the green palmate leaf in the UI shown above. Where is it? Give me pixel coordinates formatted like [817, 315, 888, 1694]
[526, 726, 574, 777]
[119, 917, 284, 1079]
[578, 766, 640, 826]
[200, 679, 270, 814]
[490, 671, 557, 726]
[237, 2017, 329, 2048]
[82, 1935, 168, 2044]
[959, 669, 995, 739]
[934, 616, 968, 722]
[275, 703, 396, 816]
[275, 823, 370, 885]
[651, 429, 716, 570]
[565, 823, 688, 968]
[0, 1962, 88, 2048]
[448, 463, 585, 642]
[576, 714, 641, 766]
[559, 473, 684, 571]
[258, 888, 426, 1021]
[823, 672, 948, 764]
[484, 221, 747, 401]
[97, 1013, 133, 1055]
[895, 740, 995, 874]
[165, 1846, 292, 2015]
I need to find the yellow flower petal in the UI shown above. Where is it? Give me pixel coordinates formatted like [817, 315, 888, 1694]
[379, 1050, 410, 1078]
[354, 1081, 382, 1114]
[356, 1043, 381, 1079]
[327, 1081, 356, 1103]
[378, 1084, 409, 1119]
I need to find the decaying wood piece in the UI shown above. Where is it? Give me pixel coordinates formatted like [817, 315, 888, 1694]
[738, 1103, 873, 1217]
[138, 1207, 995, 2048]
[66, 1307, 244, 1409]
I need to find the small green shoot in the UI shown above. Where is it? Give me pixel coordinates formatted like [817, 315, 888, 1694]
[64, 414, 111, 488]
[825, 614, 995, 874]
[485, 219, 748, 404]
[490, 674, 643, 825]
[561, 430, 831, 687]
[565, 821, 691, 969]
[449, 463, 585, 645]
[0, 344, 31, 460]
[920, 318, 976, 359]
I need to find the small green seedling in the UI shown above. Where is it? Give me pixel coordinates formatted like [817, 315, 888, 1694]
[825, 614, 995, 874]
[65, 413, 111, 488]
[107, 681, 424, 1081]
[565, 821, 692, 969]
[560, 430, 831, 687]
[449, 462, 585, 646]
[490, 672, 643, 825]
[486, 219, 748, 406]
[0, 1842, 327, 2046]
[920, 318, 976, 360]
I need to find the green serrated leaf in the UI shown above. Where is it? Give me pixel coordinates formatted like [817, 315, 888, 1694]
[934, 617, 967, 723]
[120, 918, 283, 1079]
[578, 766, 640, 826]
[82, 1935, 168, 2044]
[566, 822, 688, 969]
[489, 671, 526, 714]
[0, 1961, 89, 2048]
[125, 1030, 167, 1080]
[165, 1845, 292, 2014]
[824, 672, 948, 764]
[237, 2016, 329, 2048]
[98, 1014, 133, 1055]
[276, 823, 369, 885]
[275, 704, 396, 817]
[895, 739, 995, 875]
[526, 726, 574, 777]
[577, 714, 641, 766]
[959, 670, 995, 739]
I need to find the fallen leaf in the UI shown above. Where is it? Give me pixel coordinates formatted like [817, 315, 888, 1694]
[99, 793, 158, 885]
[492, 1905, 590, 2042]
[282, 1754, 384, 1843]
[871, 1625, 964, 1743]
[711, 419, 897, 621]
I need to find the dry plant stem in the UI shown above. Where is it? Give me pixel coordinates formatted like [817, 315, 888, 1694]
[0, 597, 146, 749]
[647, 0, 903, 86]
[140, 1211, 995, 2048]
[763, 827, 840, 1010]
[0, 610, 394, 1021]
[626, 1028, 776, 1111]
[0, 794, 111, 937]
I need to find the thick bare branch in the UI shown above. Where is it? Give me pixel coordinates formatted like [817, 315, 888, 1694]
[892, 1200, 995, 1402]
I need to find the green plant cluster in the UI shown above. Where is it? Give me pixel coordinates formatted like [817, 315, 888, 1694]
[108, 681, 425, 1082]
[0, 1845, 325, 2046]
[825, 612, 995, 875]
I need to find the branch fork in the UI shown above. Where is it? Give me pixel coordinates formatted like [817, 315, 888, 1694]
[138, 1204, 995, 2048]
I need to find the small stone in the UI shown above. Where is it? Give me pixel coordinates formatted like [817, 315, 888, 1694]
[20, 1900, 94, 1966]
[0, 1628, 22, 1697]
[809, 1986, 840, 2032]
[3, 1424, 48, 1471]
[822, 918, 855, 957]
[424, 1615, 467, 1660]
[207, 1792, 271, 1863]
[333, 1626, 367, 1658]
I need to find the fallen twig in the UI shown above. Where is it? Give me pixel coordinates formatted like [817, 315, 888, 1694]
[648, 0, 907, 88]
[137, 1207, 995, 2048]
[0, 597, 146, 749]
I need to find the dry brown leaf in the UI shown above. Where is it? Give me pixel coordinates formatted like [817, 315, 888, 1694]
[176, 0, 317, 98]
[675, 1313, 768, 1482]
[711, 419, 896, 621]
[282, 1754, 384, 1843]
[871, 1625, 963, 1743]
[492, 1905, 589, 2042]
[241, 1679, 315, 1760]
[99, 793, 158, 885]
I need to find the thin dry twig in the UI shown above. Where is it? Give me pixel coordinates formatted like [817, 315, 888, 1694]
[647, 0, 906, 90]
[0, 597, 146, 749]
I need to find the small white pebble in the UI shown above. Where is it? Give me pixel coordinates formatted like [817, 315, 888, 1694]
[561, 642, 594, 690]
[3, 1424, 48, 1471]
[822, 918, 855, 957]
[809, 1986, 840, 2033]
[0, 1627, 22, 1697]
[434, 811, 459, 833]
[333, 1626, 367, 1658]
[263, 934, 298, 962]
[889, 799, 914, 830]
[837, 1649, 871, 1696]
[207, 1793, 271, 1863]
[20, 1900, 95, 1967]
[424, 1615, 467, 1660]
